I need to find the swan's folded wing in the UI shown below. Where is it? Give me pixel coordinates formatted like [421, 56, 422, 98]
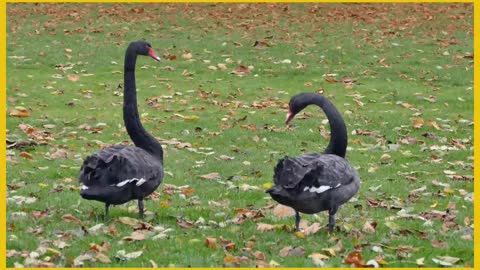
[274, 154, 357, 192]
[79, 145, 162, 187]
[299, 156, 357, 194]
[274, 154, 321, 188]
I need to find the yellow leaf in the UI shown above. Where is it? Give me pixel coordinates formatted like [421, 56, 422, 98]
[263, 182, 272, 189]
[183, 115, 199, 121]
[430, 200, 438, 208]
[412, 117, 424, 129]
[38, 183, 48, 188]
[159, 201, 169, 208]
[295, 231, 305, 238]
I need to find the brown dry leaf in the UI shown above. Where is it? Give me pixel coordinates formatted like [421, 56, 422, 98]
[9, 108, 30, 117]
[177, 220, 194, 229]
[279, 246, 305, 257]
[118, 216, 140, 227]
[220, 237, 236, 251]
[67, 74, 80, 82]
[182, 52, 192, 59]
[95, 253, 111, 264]
[19, 152, 33, 159]
[200, 172, 220, 180]
[122, 230, 147, 242]
[362, 221, 376, 234]
[431, 239, 448, 248]
[428, 120, 442, 130]
[175, 142, 191, 149]
[256, 223, 275, 232]
[219, 155, 235, 161]
[224, 253, 239, 265]
[303, 222, 321, 236]
[50, 149, 68, 159]
[324, 76, 339, 83]
[344, 251, 365, 267]
[89, 241, 111, 253]
[322, 240, 343, 257]
[272, 204, 295, 217]
[309, 253, 330, 266]
[180, 188, 195, 197]
[205, 237, 217, 249]
[231, 65, 250, 76]
[412, 118, 424, 129]
[252, 251, 266, 260]
[61, 214, 82, 224]
[253, 40, 269, 47]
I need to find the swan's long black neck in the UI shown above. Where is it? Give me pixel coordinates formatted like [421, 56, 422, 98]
[308, 94, 348, 158]
[123, 47, 163, 162]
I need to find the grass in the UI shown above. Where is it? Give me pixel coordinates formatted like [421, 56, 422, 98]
[6, 3, 473, 268]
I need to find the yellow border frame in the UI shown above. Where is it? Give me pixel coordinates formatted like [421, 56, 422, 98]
[1, 1, 476, 270]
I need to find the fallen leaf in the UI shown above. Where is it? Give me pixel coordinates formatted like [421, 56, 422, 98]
[205, 237, 217, 249]
[252, 251, 266, 260]
[322, 240, 343, 257]
[272, 204, 295, 217]
[279, 246, 305, 257]
[115, 250, 143, 261]
[67, 74, 80, 82]
[256, 223, 275, 232]
[122, 230, 147, 242]
[303, 222, 321, 236]
[61, 214, 82, 224]
[432, 256, 461, 266]
[95, 252, 111, 264]
[416, 257, 425, 266]
[412, 117, 424, 129]
[362, 221, 376, 234]
[19, 152, 33, 159]
[9, 108, 30, 117]
[118, 217, 140, 227]
[200, 172, 220, 180]
[231, 65, 250, 76]
[220, 237, 236, 251]
[309, 253, 329, 266]
[344, 251, 364, 267]
[224, 253, 239, 264]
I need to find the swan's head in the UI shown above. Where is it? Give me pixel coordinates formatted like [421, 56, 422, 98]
[286, 93, 317, 124]
[132, 40, 161, 61]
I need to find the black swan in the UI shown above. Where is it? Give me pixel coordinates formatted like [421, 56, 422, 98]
[266, 93, 360, 232]
[78, 41, 164, 218]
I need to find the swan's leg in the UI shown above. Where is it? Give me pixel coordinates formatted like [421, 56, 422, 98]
[295, 211, 301, 232]
[328, 213, 335, 232]
[328, 207, 338, 232]
[138, 199, 144, 218]
[105, 203, 110, 218]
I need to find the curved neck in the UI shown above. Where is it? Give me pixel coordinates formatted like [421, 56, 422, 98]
[123, 47, 163, 162]
[309, 94, 348, 158]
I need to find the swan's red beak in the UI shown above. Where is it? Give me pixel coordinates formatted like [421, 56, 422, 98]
[148, 47, 161, 61]
[285, 109, 294, 125]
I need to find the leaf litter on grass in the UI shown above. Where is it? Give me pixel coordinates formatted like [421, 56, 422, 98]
[6, 2, 473, 268]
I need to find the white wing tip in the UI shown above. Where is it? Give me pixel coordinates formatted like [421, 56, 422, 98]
[114, 177, 147, 187]
[81, 185, 89, 190]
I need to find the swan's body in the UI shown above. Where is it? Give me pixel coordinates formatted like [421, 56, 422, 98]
[79, 41, 163, 217]
[266, 93, 360, 232]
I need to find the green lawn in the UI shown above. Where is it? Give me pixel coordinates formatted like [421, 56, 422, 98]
[6, 3, 473, 267]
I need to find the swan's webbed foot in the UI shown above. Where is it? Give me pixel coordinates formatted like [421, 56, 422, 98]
[295, 211, 301, 232]
[138, 199, 144, 219]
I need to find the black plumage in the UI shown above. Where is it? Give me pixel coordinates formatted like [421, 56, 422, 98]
[79, 41, 164, 218]
[266, 93, 360, 232]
